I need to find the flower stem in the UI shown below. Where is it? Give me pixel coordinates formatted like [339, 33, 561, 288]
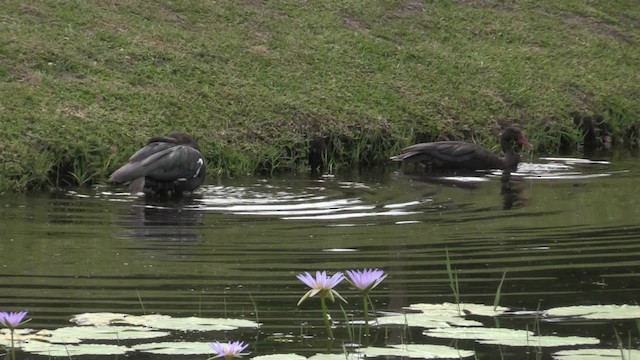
[10, 328, 15, 360]
[363, 293, 370, 338]
[320, 295, 334, 339]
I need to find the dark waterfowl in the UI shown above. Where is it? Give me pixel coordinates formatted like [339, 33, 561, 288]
[390, 127, 532, 172]
[109, 132, 206, 195]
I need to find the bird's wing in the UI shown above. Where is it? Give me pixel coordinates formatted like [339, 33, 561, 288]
[143, 145, 205, 182]
[393, 141, 484, 162]
[110, 143, 204, 183]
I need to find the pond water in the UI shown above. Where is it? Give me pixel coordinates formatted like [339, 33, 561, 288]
[1, 157, 639, 360]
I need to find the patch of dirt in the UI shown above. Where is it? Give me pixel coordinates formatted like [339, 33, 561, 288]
[454, 0, 517, 11]
[343, 15, 364, 31]
[400, 0, 425, 13]
[562, 13, 633, 43]
[19, 4, 46, 19]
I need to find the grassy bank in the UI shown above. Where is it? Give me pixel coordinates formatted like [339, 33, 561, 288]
[1, 0, 639, 191]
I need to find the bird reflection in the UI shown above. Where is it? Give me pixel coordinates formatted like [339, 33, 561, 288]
[500, 171, 529, 210]
[122, 197, 204, 242]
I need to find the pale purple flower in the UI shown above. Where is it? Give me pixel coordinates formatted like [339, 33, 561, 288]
[346, 268, 387, 292]
[208, 340, 249, 359]
[296, 271, 346, 305]
[0, 311, 29, 329]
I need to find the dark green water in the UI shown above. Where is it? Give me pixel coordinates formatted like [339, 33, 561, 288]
[1, 157, 639, 359]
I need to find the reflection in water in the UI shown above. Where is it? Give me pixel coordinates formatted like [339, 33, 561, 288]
[119, 198, 204, 243]
[500, 171, 528, 210]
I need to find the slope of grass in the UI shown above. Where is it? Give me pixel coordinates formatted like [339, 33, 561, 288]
[1, 0, 639, 191]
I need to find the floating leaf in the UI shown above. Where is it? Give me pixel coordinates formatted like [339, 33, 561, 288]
[43, 325, 169, 342]
[132, 341, 213, 355]
[0, 329, 41, 346]
[71, 312, 259, 331]
[544, 305, 640, 320]
[71, 312, 128, 326]
[21, 341, 129, 356]
[376, 302, 502, 329]
[308, 354, 362, 360]
[426, 327, 599, 347]
[376, 312, 482, 328]
[405, 302, 509, 316]
[553, 348, 640, 360]
[356, 344, 474, 359]
[252, 354, 306, 360]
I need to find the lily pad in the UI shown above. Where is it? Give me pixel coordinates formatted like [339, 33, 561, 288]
[356, 344, 474, 359]
[21, 341, 129, 356]
[544, 305, 640, 320]
[132, 341, 213, 355]
[405, 302, 509, 316]
[553, 348, 640, 360]
[308, 354, 362, 360]
[375, 302, 502, 329]
[71, 312, 259, 331]
[376, 312, 482, 328]
[40, 325, 170, 342]
[252, 354, 306, 360]
[425, 327, 600, 347]
[0, 328, 41, 346]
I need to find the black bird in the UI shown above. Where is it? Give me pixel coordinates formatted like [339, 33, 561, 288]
[390, 127, 532, 172]
[109, 132, 206, 195]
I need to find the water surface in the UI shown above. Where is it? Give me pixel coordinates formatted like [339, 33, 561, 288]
[1, 157, 639, 359]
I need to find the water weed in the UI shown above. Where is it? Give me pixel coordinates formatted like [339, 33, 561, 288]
[493, 271, 507, 311]
[445, 248, 461, 315]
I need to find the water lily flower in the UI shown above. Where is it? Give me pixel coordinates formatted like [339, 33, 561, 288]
[0, 311, 29, 329]
[346, 268, 387, 292]
[0, 311, 29, 360]
[208, 340, 249, 360]
[296, 271, 346, 339]
[346, 269, 387, 335]
[296, 270, 346, 305]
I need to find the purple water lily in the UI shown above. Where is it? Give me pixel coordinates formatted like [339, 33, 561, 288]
[296, 270, 346, 305]
[346, 268, 387, 292]
[296, 270, 346, 339]
[0, 311, 29, 360]
[0, 311, 29, 329]
[208, 340, 249, 359]
[346, 269, 387, 334]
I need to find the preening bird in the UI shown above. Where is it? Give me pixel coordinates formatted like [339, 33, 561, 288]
[109, 132, 206, 195]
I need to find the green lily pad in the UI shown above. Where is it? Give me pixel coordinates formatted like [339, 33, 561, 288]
[426, 327, 600, 347]
[71, 312, 259, 331]
[39, 325, 170, 342]
[308, 354, 362, 360]
[376, 312, 482, 328]
[21, 341, 129, 356]
[544, 305, 640, 320]
[553, 348, 640, 359]
[0, 329, 41, 346]
[357, 344, 474, 358]
[252, 354, 306, 360]
[376, 302, 502, 329]
[132, 341, 214, 355]
[406, 302, 509, 316]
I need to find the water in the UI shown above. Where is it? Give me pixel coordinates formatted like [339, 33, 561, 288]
[1, 157, 639, 359]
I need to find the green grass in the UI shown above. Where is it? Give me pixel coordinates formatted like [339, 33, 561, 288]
[1, 0, 639, 191]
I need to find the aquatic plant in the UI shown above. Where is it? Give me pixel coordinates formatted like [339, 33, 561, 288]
[297, 271, 346, 339]
[0, 311, 30, 360]
[493, 271, 508, 311]
[208, 340, 249, 360]
[346, 268, 387, 334]
[444, 248, 461, 315]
